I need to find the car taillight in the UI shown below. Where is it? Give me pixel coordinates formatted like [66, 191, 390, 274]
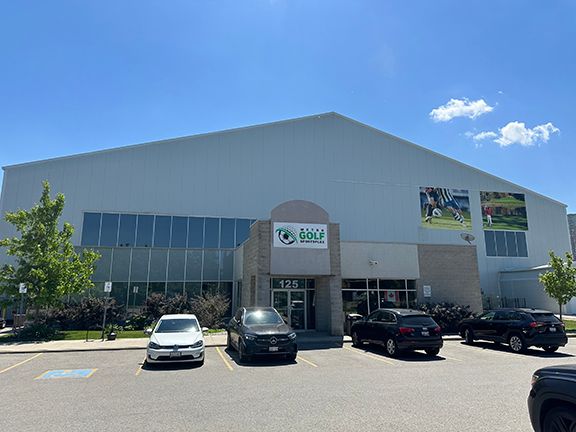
[399, 327, 415, 335]
[529, 321, 545, 328]
[432, 326, 442, 334]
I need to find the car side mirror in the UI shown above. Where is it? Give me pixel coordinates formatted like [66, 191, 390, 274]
[201, 327, 209, 333]
[144, 328, 152, 336]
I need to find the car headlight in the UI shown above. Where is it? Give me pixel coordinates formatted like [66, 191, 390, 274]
[148, 341, 160, 349]
[288, 332, 297, 340]
[191, 340, 204, 348]
[244, 334, 257, 341]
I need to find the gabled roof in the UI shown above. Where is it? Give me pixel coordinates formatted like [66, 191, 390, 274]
[2, 111, 566, 207]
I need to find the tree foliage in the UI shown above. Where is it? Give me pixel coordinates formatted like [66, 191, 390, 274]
[0, 181, 100, 315]
[539, 251, 576, 320]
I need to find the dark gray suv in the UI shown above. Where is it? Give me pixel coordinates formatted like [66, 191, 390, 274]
[227, 307, 298, 363]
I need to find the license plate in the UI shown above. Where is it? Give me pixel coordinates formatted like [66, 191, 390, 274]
[170, 351, 182, 358]
[549, 327, 556, 332]
[421, 331, 429, 337]
[269, 346, 279, 352]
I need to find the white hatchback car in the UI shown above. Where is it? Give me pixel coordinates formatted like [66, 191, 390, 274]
[145, 314, 208, 365]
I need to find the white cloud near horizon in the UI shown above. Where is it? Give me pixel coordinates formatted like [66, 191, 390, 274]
[429, 98, 494, 122]
[471, 121, 560, 147]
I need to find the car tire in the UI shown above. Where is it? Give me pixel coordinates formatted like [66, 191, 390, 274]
[287, 352, 297, 362]
[508, 333, 526, 353]
[351, 331, 363, 347]
[385, 338, 398, 357]
[543, 406, 576, 432]
[464, 327, 475, 344]
[226, 332, 233, 350]
[238, 341, 250, 364]
[425, 348, 440, 357]
[543, 345, 559, 353]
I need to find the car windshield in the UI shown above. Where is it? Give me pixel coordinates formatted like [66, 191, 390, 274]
[530, 313, 561, 323]
[156, 318, 199, 333]
[402, 316, 437, 326]
[244, 310, 284, 325]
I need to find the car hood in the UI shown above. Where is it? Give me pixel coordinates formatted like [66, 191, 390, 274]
[150, 332, 203, 346]
[243, 323, 292, 335]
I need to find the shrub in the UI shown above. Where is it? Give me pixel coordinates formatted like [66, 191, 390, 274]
[190, 292, 230, 329]
[123, 313, 154, 331]
[17, 323, 60, 341]
[142, 293, 192, 320]
[43, 297, 124, 330]
[417, 302, 473, 333]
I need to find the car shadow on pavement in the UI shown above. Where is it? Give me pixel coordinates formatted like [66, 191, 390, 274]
[460, 341, 575, 358]
[358, 344, 445, 362]
[141, 361, 204, 371]
[224, 348, 297, 368]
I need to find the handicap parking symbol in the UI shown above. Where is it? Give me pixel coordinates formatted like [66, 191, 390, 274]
[37, 369, 97, 379]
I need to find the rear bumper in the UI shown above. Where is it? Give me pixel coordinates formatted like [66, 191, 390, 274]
[397, 337, 443, 351]
[526, 334, 568, 347]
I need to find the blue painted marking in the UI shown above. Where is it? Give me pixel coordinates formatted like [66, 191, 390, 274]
[39, 369, 96, 379]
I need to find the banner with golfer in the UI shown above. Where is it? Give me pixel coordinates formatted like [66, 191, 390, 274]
[419, 187, 471, 230]
[480, 191, 528, 230]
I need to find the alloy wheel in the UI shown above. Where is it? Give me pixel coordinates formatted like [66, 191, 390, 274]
[509, 335, 523, 352]
[386, 338, 396, 356]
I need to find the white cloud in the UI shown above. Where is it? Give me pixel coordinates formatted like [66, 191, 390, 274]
[495, 121, 559, 147]
[468, 121, 560, 147]
[472, 131, 498, 141]
[429, 98, 494, 122]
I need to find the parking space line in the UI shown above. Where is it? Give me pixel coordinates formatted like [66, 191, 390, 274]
[0, 353, 43, 375]
[297, 354, 318, 368]
[343, 346, 395, 365]
[135, 359, 145, 376]
[215, 347, 234, 371]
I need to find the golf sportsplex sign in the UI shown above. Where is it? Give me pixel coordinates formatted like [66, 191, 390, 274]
[273, 223, 328, 249]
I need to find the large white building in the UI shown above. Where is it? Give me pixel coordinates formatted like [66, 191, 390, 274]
[1, 113, 572, 334]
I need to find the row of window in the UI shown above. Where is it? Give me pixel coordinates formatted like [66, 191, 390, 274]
[484, 230, 528, 257]
[85, 247, 234, 283]
[342, 279, 417, 316]
[81, 213, 255, 249]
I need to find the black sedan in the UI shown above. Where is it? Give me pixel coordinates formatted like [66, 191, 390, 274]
[227, 307, 298, 363]
[458, 308, 568, 353]
[528, 364, 576, 432]
[350, 308, 443, 357]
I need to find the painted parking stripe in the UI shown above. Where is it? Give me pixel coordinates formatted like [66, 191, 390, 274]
[135, 359, 146, 376]
[297, 354, 318, 368]
[344, 346, 395, 365]
[215, 347, 234, 371]
[0, 353, 43, 375]
[35, 369, 97, 380]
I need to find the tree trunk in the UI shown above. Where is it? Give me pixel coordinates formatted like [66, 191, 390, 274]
[559, 301, 563, 322]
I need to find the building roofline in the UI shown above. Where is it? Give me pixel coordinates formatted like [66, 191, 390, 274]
[2, 111, 566, 207]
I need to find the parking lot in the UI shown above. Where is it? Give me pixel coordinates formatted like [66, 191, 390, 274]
[1, 339, 575, 432]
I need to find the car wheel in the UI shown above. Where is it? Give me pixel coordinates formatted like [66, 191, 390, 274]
[287, 352, 297, 362]
[543, 406, 576, 432]
[425, 348, 440, 357]
[508, 334, 526, 353]
[543, 345, 559, 353]
[238, 341, 250, 364]
[464, 327, 475, 344]
[385, 338, 398, 357]
[351, 331, 363, 347]
[226, 332, 232, 350]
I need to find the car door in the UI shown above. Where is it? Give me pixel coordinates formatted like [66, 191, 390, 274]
[372, 311, 395, 345]
[229, 308, 244, 349]
[363, 310, 382, 342]
[492, 311, 512, 342]
[474, 311, 496, 339]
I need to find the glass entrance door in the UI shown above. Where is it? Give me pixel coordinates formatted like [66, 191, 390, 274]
[272, 290, 307, 330]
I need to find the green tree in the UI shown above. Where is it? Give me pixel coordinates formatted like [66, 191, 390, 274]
[539, 251, 576, 321]
[0, 181, 100, 320]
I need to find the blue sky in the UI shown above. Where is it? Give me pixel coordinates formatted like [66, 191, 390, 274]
[1, 1, 575, 211]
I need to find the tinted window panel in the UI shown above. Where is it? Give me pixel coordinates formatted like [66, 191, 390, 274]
[505, 231, 518, 257]
[186, 250, 203, 280]
[484, 231, 497, 256]
[402, 316, 436, 326]
[136, 215, 154, 247]
[495, 231, 507, 257]
[111, 248, 131, 281]
[342, 279, 367, 290]
[204, 218, 220, 248]
[130, 249, 150, 281]
[530, 313, 561, 323]
[154, 216, 171, 247]
[171, 216, 188, 248]
[81, 213, 101, 246]
[219, 250, 234, 281]
[185, 282, 202, 298]
[100, 213, 119, 246]
[111, 282, 128, 305]
[235, 219, 251, 246]
[148, 282, 166, 295]
[220, 218, 235, 248]
[341, 290, 368, 316]
[149, 249, 168, 281]
[516, 232, 528, 257]
[187, 217, 204, 248]
[166, 282, 184, 298]
[92, 248, 112, 282]
[167, 250, 185, 281]
[203, 250, 219, 280]
[118, 214, 137, 247]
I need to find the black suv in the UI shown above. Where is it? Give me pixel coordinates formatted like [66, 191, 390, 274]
[350, 309, 443, 357]
[528, 364, 576, 431]
[458, 308, 567, 353]
[227, 307, 298, 363]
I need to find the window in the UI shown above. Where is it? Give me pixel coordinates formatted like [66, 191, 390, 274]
[203, 250, 219, 280]
[495, 231, 507, 257]
[111, 248, 130, 281]
[484, 231, 496, 256]
[220, 218, 235, 248]
[100, 213, 119, 246]
[186, 250, 203, 281]
[167, 249, 185, 281]
[136, 215, 154, 247]
[81, 213, 101, 246]
[187, 217, 204, 248]
[149, 249, 168, 281]
[171, 217, 187, 248]
[219, 250, 234, 281]
[485, 230, 528, 257]
[517, 232, 528, 257]
[235, 219, 251, 246]
[154, 216, 171, 247]
[92, 248, 112, 282]
[204, 218, 220, 248]
[506, 232, 518, 257]
[480, 312, 496, 321]
[118, 214, 137, 247]
[130, 249, 150, 281]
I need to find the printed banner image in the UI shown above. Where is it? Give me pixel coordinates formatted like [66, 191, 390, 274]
[480, 191, 528, 231]
[420, 187, 472, 230]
